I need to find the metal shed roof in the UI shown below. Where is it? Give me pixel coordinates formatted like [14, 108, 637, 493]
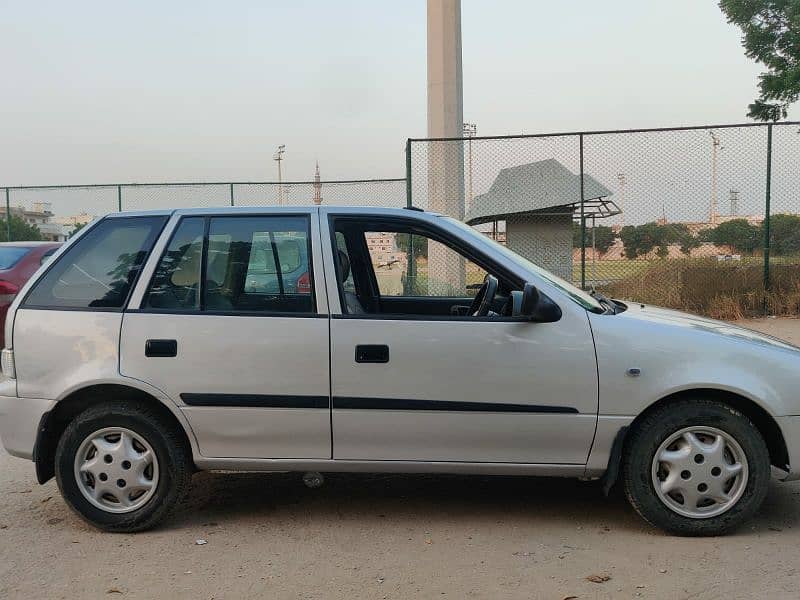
[465, 158, 615, 225]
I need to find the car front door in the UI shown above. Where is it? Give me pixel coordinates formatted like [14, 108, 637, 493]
[120, 209, 331, 460]
[324, 213, 598, 465]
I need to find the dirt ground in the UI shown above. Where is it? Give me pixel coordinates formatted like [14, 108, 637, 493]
[2, 318, 800, 600]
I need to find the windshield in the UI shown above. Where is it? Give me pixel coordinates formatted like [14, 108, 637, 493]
[443, 217, 604, 312]
[0, 247, 32, 270]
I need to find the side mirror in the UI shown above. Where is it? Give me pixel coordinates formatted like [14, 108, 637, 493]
[515, 283, 561, 322]
[520, 283, 539, 316]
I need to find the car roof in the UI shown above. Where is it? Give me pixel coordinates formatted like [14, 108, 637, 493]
[0, 241, 62, 248]
[105, 206, 443, 219]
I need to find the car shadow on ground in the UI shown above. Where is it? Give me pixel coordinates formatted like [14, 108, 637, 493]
[164, 470, 800, 535]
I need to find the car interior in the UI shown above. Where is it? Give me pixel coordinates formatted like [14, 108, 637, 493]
[331, 217, 534, 319]
[145, 220, 314, 314]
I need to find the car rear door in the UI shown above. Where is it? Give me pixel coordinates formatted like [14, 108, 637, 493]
[120, 209, 331, 460]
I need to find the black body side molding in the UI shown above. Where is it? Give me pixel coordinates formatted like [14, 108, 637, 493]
[181, 394, 328, 408]
[332, 397, 578, 414]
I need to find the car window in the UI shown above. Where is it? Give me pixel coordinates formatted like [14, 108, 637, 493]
[0, 247, 31, 269]
[365, 231, 487, 298]
[443, 217, 604, 313]
[24, 217, 166, 309]
[246, 236, 302, 276]
[40, 248, 58, 266]
[335, 231, 355, 293]
[144, 218, 204, 310]
[205, 216, 313, 313]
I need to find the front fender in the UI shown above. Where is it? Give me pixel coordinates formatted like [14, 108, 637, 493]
[589, 311, 798, 417]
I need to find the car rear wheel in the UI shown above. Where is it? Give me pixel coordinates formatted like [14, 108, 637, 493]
[623, 398, 770, 536]
[55, 401, 191, 532]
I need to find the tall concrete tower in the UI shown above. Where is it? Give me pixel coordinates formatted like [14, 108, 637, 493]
[427, 0, 465, 291]
[312, 162, 323, 205]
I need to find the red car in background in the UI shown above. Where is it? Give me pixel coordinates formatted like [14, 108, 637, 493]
[0, 242, 62, 347]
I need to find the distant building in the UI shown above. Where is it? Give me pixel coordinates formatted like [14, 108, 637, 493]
[714, 214, 764, 226]
[0, 202, 67, 241]
[52, 212, 94, 228]
[659, 214, 764, 237]
[365, 232, 394, 254]
[574, 239, 736, 262]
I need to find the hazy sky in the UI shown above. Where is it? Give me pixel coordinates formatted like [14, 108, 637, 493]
[1, 0, 794, 186]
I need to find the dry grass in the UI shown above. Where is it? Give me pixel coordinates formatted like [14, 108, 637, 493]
[601, 258, 800, 320]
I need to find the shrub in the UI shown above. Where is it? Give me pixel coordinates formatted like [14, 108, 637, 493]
[601, 258, 800, 319]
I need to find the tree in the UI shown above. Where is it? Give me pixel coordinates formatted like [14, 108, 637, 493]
[394, 233, 428, 260]
[662, 223, 699, 256]
[69, 222, 87, 238]
[767, 213, 800, 254]
[710, 218, 761, 253]
[720, 1, 800, 121]
[0, 215, 43, 242]
[618, 222, 700, 259]
[619, 222, 664, 259]
[572, 223, 616, 254]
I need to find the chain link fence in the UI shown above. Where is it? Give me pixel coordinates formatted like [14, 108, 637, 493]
[5, 122, 800, 318]
[408, 122, 800, 318]
[0, 178, 406, 242]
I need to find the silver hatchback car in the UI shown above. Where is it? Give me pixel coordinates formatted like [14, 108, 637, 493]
[1, 206, 799, 535]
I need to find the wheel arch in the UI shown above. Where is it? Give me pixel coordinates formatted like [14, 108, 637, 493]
[632, 388, 788, 471]
[602, 387, 789, 493]
[34, 383, 196, 484]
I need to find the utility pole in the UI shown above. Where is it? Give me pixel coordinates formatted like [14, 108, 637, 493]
[463, 122, 476, 215]
[709, 131, 722, 225]
[273, 144, 285, 205]
[616, 173, 626, 228]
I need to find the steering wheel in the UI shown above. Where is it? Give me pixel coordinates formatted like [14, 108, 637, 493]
[468, 274, 499, 317]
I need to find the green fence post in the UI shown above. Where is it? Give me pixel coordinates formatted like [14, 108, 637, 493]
[5, 188, 10, 242]
[117, 185, 122, 212]
[229, 183, 235, 206]
[579, 133, 586, 290]
[405, 139, 412, 209]
[763, 124, 773, 313]
[405, 139, 415, 294]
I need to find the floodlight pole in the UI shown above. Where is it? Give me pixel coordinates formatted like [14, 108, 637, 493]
[709, 131, 721, 225]
[463, 122, 476, 214]
[274, 145, 285, 205]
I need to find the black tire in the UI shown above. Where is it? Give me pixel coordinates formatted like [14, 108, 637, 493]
[55, 401, 192, 532]
[622, 398, 770, 536]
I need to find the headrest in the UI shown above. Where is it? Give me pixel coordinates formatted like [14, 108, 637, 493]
[337, 249, 351, 281]
[170, 249, 201, 287]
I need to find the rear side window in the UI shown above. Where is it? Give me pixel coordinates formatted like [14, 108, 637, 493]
[0, 247, 31, 269]
[205, 216, 313, 313]
[24, 217, 166, 309]
[144, 218, 204, 310]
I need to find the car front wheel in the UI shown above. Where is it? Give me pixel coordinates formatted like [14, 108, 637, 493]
[55, 401, 191, 532]
[623, 398, 770, 536]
